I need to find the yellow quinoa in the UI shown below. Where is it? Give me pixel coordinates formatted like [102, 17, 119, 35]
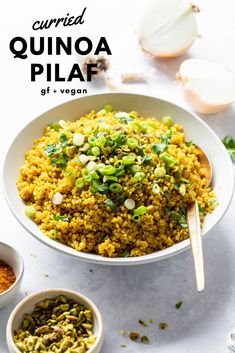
[17, 108, 217, 257]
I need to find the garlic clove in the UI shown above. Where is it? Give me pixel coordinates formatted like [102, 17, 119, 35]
[121, 66, 156, 83]
[177, 59, 235, 114]
[138, 0, 198, 58]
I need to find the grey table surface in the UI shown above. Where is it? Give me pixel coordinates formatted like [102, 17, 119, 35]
[1, 0, 235, 352]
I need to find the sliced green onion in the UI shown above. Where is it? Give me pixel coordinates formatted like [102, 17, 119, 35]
[104, 199, 118, 211]
[91, 146, 100, 156]
[88, 136, 97, 146]
[142, 155, 152, 165]
[115, 112, 129, 119]
[152, 183, 162, 194]
[83, 127, 93, 135]
[154, 167, 166, 178]
[103, 175, 118, 183]
[159, 152, 177, 166]
[82, 168, 89, 176]
[103, 104, 113, 112]
[130, 164, 141, 175]
[73, 133, 85, 146]
[127, 138, 138, 149]
[47, 229, 58, 239]
[114, 160, 123, 169]
[133, 205, 147, 216]
[84, 175, 93, 184]
[78, 154, 89, 164]
[98, 165, 116, 176]
[50, 122, 61, 131]
[58, 120, 67, 129]
[87, 161, 98, 171]
[133, 172, 146, 181]
[122, 155, 136, 165]
[180, 177, 190, 184]
[162, 116, 173, 127]
[89, 170, 100, 180]
[133, 214, 141, 222]
[97, 135, 106, 146]
[99, 123, 110, 132]
[124, 199, 135, 210]
[109, 183, 123, 193]
[24, 205, 36, 218]
[75, 178, 85, 189]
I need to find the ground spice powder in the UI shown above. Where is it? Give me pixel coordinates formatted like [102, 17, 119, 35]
[0, 260, 16, 293]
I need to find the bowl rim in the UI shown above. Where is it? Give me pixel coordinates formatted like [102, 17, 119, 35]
[6, 288, 104, 353]
[0, 242, 24, 298]
[2, 92, 234, 265]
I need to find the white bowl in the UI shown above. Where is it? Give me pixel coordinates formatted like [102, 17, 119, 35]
[0, 242, 24, 309]
[6, 288, 104, 353]
[2, 93, 234, 265]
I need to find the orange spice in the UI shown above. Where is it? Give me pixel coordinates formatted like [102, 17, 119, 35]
[0, 260, 16, 293]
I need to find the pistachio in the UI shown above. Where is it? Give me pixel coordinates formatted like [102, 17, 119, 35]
[13, 295, 96, 353]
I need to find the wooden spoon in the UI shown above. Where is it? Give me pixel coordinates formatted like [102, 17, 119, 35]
[187, 145, 212, 292]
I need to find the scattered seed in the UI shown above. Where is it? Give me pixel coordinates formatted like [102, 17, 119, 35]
[175, 301, 182, 309]
[43, 273, 49, 277]
[120, 342, 126, 348]
[141, 335, 150, 344]
[159, 322, 168, 330]
[149, 319, 155, 323]
[119, 330, 126, 336]
[129, 332, 140, 341]
[139, 319, 148, 327]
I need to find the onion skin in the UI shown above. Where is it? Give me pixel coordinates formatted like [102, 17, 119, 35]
[140, 41, 194, 59]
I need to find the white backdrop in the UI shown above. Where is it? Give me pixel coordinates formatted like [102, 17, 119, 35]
[0, 1, 235, 352]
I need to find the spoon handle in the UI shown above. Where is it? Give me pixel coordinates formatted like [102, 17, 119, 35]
[187, 200, 205, 292]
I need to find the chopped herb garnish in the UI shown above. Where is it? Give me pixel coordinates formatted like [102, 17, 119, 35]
[198, 204, 205, 218]
[115, 112, 134, 125]
[59, 132, 69, 147]
[185, 140, 193, 147]
[118, 192, 127, 204]
[175, 301, 182, 309]
[104, 199, 118, 211]
[167, 208, 188, 228]
[152, 131, 172, 154]
[142, 155, 152, 164]
[53, 215, 70, 222]
[180, 177, 191, 184]
[120, 251, 129, 257]
[139, 320, 148, 327]
[222, 135, 235, 162]
[92, 181, 109, 194]
[44, 144, 62, 157]
[51, 153, 68, 169]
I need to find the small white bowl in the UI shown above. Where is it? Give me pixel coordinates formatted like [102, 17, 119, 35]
[0, 242, 24, 309]
[6, 288, 104, 353]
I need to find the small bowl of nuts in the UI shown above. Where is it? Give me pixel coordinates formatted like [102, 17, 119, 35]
[0, 242, 24, 309]
[6, 288, 104, 353]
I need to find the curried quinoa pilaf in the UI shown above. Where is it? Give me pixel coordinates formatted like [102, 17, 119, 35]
[17, 106, 217, 257]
